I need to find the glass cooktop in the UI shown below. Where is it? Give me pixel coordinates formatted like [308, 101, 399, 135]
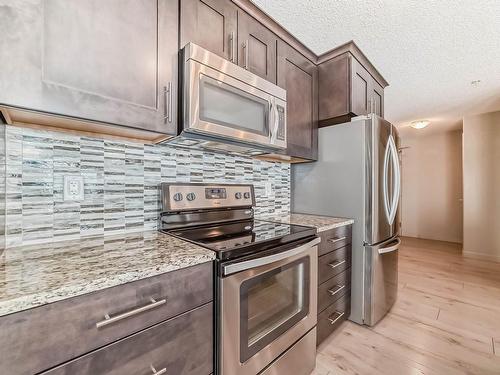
[166, 219, 316, 260]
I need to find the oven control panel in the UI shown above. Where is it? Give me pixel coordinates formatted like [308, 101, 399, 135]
[161, 183, 255, 211]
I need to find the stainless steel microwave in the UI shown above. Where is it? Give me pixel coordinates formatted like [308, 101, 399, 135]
[178, 43, 287, 152]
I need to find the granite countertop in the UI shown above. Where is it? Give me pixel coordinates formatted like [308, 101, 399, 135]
[0, 231, 215, 317]
[261, 213, 354, 232]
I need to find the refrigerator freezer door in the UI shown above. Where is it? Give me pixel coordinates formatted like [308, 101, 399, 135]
[364, 236, 399, 326]
[365, 115, 399, 245]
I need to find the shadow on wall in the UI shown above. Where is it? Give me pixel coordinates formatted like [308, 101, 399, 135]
[463, 110, 500, 261]
[0, 123, 4, 250]
[399, 128, 463, 244]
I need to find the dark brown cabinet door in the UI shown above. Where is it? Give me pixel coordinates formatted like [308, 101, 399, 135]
[43, 303, 214, 375]
[180, 0, 237, 62]
[318, 54, 350, 124]
[318, 52, 386, 126]
[372, 79, 384, 117]
[237, 11, 277, 83]
[277, 41, 318, 160]
[0, 0, 178, 135]
[350, 56, 372, 116]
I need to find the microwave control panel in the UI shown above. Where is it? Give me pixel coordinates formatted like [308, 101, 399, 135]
[276, 105, 286, 140]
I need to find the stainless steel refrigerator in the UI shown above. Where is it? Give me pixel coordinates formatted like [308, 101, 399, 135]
[292, 114, 401, 326]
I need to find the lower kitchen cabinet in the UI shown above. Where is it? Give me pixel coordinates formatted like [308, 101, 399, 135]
[0, 262, 213, 375]
[316, 225, 353, 346]
[276, 40, 318, 161]
[317, 294, 351, 345]
[42, 303, 213, 375]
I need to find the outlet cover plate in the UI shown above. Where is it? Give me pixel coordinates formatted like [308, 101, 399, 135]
[64, 175, 84, 201]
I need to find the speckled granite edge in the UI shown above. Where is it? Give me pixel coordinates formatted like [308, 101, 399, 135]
[0, 231, 215, 317]
[259, 213, 354, 232]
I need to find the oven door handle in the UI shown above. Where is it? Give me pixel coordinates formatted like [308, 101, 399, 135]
[222, 237, 320, 276]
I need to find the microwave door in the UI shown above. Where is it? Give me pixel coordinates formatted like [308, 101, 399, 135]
[185, 61, 274, 147]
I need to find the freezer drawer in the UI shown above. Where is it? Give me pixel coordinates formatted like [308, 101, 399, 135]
[364, 236, 399, 326]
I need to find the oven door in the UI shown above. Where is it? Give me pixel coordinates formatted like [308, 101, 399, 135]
[183, 49, 286, 150]
[220, 238, 319, 375]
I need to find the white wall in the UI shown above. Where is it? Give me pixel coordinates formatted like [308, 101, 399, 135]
[463, 111, 500, 261]
[400, 130, 463, 243]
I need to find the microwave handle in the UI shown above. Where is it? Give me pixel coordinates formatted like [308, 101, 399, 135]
[269, 100, 279, 142]
[269, 101, 275, 140]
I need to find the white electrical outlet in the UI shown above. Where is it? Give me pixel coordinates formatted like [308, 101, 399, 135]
[63, 175, 84, 201]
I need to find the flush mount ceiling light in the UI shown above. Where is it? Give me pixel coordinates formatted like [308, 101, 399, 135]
[410, 120, 430, 129]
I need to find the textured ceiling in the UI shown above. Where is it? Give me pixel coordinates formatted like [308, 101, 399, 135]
[252, 0, 500, 134]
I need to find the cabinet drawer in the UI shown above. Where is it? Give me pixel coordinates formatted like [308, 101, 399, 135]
[43, 302, 213, 375]
[318, 245, 351, 284]
[318, 225, 352, 256]
[317, 294, 350, 346]
[318, 268, 351, 313]
[0, 262, 213, 375]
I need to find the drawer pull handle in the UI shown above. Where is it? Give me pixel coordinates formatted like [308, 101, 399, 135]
[328, 259, 346, 269]
[328, 236, 347, 244]
[96, 298, 166, 329]
[328, 311, 345, 325]
[150, 365, 167, 375]
[328, 284, 346, 296]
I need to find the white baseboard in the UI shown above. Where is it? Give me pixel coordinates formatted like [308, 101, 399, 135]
[462, 250, 500, 262]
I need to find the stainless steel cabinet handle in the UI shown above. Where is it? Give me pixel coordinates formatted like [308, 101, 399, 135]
[96, 298, 166, 329]
[328, 284, 346, 296]
[328, 311, 345, 325]
[327, 259, 346, 269]
[163, 83, 172, 123]
[229, 32, 234, 62]
[327, 236, 347, 244]
[150, 365, 167, 375]
[242, 40, 249, 69]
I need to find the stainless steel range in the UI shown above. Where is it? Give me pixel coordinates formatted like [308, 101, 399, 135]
[159, 183, 319, 375]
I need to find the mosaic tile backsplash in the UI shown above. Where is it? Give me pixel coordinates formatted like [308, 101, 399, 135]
[3, 125, 290, 247]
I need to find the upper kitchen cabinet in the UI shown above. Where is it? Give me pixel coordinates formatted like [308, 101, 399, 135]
[317, 41, 388, 126]
[180, 0, 238, 62]
[0, 0, 179, 139]
[277, 41, 318, 161]
[237, 11, 277, 83]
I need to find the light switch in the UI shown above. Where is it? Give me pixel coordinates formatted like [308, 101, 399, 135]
[64, 175, 84, 201]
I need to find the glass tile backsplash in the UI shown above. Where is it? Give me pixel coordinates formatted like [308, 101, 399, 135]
[1, 125, 290, 247]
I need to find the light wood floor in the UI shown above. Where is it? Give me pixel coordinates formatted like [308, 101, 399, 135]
[313, 237, 500, 375]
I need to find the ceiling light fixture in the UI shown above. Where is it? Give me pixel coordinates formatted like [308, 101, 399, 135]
[410, 120, 430, 129]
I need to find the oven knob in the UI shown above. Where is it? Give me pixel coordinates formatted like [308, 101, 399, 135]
[244, 192, 251, 199]
[235, 192, 242, 199]
[186, 192, 196, 201]
[173, 192, 183, 202]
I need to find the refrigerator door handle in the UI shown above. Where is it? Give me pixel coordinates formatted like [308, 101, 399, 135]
[382, 139, 391, 222]
[378, 238, 401, 254]
[388, 135, 401, 225]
